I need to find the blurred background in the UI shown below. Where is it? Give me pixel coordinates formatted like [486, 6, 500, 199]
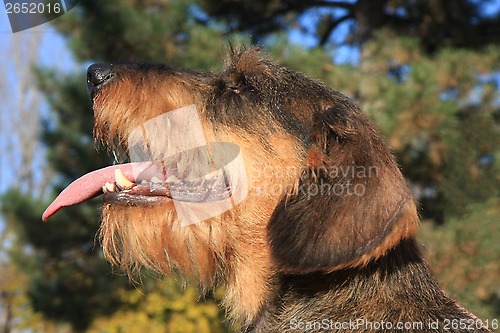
[0, 0, 499, 332]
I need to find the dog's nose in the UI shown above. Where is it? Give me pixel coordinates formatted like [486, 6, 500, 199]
[87, 64, 115, 98]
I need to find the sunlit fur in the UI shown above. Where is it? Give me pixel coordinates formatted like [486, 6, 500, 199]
[91, 48, 491, 332]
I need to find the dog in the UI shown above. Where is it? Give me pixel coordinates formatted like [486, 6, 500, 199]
[43, 48, 492, 332]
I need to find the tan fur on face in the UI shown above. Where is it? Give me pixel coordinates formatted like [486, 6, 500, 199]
[98, 122, 305, 324]
[93, 73, 200, 148]
[99, 193, 274, 323]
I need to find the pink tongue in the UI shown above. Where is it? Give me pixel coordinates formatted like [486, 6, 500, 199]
[42, 162, 161, 221]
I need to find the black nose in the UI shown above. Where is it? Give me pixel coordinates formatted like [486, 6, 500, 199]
[87, 64, 115, 98]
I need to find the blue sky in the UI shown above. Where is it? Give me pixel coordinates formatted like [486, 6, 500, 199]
[0, 10, 76, 197]
[0, 8, 75, 66]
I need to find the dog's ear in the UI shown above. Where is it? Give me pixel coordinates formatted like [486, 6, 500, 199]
[268, 105, 419, 273]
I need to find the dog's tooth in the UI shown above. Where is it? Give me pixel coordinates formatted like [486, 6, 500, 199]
[150, 181, 166, 191]
[104, 182, 116, 192]
[115, 169, 134, 189]
[184, 171, 198, 181]
[166, 175, 179, 183]
[151, 176, 161, 184]
[102, 185, 107, 194]
[140, 180, 148, 186]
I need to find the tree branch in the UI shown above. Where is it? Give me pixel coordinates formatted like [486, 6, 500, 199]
[311, 1, 355, 11]
[319, 14, 354, 46]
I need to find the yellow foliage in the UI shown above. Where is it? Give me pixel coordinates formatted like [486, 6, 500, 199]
[0, 264, 64, 332]
[88, 279, 231, 333]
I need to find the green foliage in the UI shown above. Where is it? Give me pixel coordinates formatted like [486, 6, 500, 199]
[441, 108, 500, 217]
[419, 199, 500, 320]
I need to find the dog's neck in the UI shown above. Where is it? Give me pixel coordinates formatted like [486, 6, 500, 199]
[243, 238, 489, 333]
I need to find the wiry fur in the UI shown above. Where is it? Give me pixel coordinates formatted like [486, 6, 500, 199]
[88, 48, 491, 332]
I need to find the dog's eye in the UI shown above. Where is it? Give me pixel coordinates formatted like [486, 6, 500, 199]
[227, 76, 249, 94]
[228, 84, 247, 94]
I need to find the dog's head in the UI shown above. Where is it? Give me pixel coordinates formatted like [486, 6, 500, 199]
[43, 47, 418, 320]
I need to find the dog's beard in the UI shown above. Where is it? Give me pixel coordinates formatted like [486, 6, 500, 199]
[98, 203, 234, 286]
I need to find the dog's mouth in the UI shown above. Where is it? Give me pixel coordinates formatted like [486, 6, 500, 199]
[103, 163, 231, 205]
[42, 161, 232, 221]
[42, 99, 247, 223]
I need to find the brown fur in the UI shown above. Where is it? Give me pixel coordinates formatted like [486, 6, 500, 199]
[87, 48, 492, 332]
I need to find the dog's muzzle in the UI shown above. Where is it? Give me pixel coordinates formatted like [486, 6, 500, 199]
[87, 64, 115, 98]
